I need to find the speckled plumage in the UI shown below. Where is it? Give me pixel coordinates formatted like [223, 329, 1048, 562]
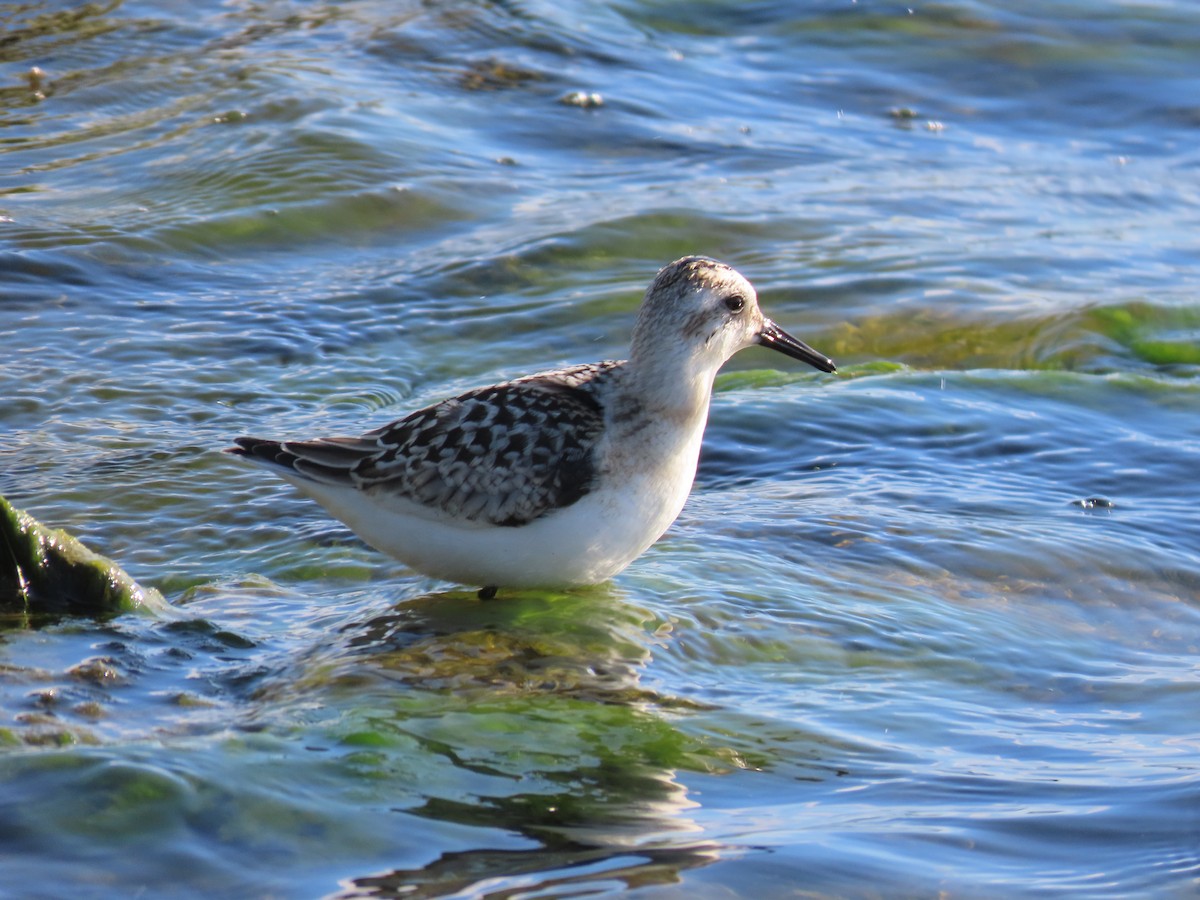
[228, 257, 836, 591]
[233, 361, 621, 528]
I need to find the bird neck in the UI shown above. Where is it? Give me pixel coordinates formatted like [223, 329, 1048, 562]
[617, 346, 718, 429]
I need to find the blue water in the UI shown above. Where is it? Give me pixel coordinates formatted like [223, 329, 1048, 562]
[1, 1, 1198, 896]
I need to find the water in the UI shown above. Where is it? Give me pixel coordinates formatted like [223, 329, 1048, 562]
[2, 0, 1199, 896]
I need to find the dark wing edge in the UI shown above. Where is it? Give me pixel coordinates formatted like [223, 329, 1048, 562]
[225, 435, 378, 486]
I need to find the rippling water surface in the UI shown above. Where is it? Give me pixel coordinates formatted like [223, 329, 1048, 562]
[2, 1, 1198, 896]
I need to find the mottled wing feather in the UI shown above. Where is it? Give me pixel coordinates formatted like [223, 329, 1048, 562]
[356, 363, 617, 525]
[237, 362, 621, 527]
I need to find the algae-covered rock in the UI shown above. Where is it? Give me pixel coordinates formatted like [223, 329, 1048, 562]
[0, 495, 167, 617]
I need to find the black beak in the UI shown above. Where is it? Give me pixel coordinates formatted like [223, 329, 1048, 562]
[758, 319, 836, 373]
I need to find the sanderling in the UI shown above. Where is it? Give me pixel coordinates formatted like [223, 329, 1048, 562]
[228, 256, 835, 596]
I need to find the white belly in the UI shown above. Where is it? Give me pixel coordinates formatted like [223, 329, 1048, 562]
[279, 453, 698, 589]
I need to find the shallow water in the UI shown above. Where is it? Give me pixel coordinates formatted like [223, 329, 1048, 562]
[2, 0, 1199, 896]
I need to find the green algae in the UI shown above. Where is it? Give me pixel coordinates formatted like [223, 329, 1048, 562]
[0, 495, 168, 619]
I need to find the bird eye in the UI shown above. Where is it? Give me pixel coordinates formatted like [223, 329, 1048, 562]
[723, 295, 745, 313]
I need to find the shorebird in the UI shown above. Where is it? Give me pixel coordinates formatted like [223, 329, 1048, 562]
[228, 256, 835, 596]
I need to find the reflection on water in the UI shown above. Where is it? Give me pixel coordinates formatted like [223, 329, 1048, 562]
[340, 841, 721, 900]
[245, 586, 729, 894]
[312, 594, 726, 898]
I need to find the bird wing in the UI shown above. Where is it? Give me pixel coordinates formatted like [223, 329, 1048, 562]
[233, 362, 619, 527]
